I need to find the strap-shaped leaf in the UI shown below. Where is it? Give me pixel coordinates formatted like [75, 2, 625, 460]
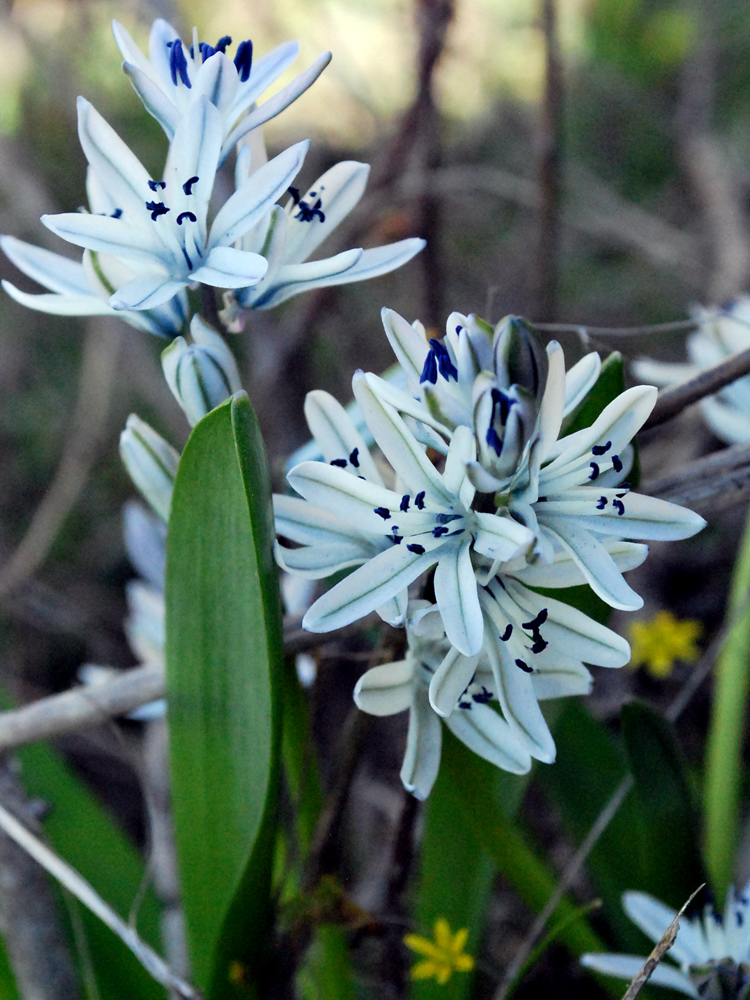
[166, 392, 283, 997]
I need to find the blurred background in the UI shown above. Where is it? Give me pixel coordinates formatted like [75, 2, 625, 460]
[0, 0, 747, 996]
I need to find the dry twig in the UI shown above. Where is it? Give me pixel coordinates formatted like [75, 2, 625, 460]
[646, 442, 750, 514]
[643, 347, 750, 431]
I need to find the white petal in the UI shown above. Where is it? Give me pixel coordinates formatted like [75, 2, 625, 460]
[700, 395, 750, 444]
[119, 415, 178, 522]
[631, 358, 698, 387]
[122, 63, 180, 138]
[41, 213, 165, 266]
[1, 235, 90, 295]
[540, 491, 706, 541]
[540, 518, 643, 611]
[563, 352, 601, 415]
[473, 511, 534, 562]
[532, 660, 592, 699]
[284, 160, 370, 264]
[302, 542, 439, 633]
[623, 892, 710, 966]
[434, 537, 484, 656]
[148, 19, 181, 90]
[111, 20, 155, 78]
[110, 273, 187, 310]
[266, 247, 363, 289]
[192, 52, 239, 116]
[446, 705, 532, 774]
[534, 341, 566, 467]
[275, 539, 368, 578]
[273, 492, 371, 546]
[190, 246, 268, 288]
[376, 589, 408, 627]
[303, 389, 383, 485]
[352, 370, 452, 502]
[221, 54, 331, 162]
[1, 282, 114, 317]
[511, 540, 648, 588]
[381, 307, 429, 385]
[353, 660, 414, 717]
[229, 40, 300, 120]
[443, 424, 477, 505]
[76, 97, 152, 217]
[362, 371, 451, 440]
[209, 141, 309, 247]
[580, 954, 697, 996]
[401, 685, 442, 800]
[287, 460, 402, 535]
[429, 645, 479, 717]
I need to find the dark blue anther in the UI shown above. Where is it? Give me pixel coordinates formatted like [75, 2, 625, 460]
[330, 458, 347, 468]
[183, 176, 199, 195]
[522, 609, 548, 630]
[287, 186, 300, 205]
[415, 491, 426, 510]
[429, 339, 458, 381]
[294, 197, 325, 224]
[349, 448, 359, 468]
[177, 211, 197, 225]
[596, 496, 607, 510]
[110, 208, 123, 219]
[738, 911, 745, 927]
[181, 248, 193, 269]
[146, 201, 169, 220]
[215, 35, 232, 52]
[612, 454, 623, 473]
[234, 39, 253, 82]
[500, 624, 513, 641]
[613, 499, 625, 516]
[148, 180, 166, 192]
[374, 507, 391, 520]
[472, 687, 493, 704]
[458, 701, 472, 710]
[531, 637, 548, 654]
[400, 495, 410, 512]
[390, 532, 403, 544]
[515, 658, 533, 673]
[537, 496, 547, 502]
[456, 324, 463, 333]
[407, 543, 425, 554]
[486, 427, 503, 456]
[168, 40, 192, 88]
[199, 41, 216, 60]
[432, 526, 449, 537]
[592, 441, 611, 456]
[419, 350, 438, 384]
[589, 462, 600, 481]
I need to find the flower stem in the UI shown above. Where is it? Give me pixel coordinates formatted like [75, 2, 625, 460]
[199, 284, 222, 331]
[704, 505, 750, 895]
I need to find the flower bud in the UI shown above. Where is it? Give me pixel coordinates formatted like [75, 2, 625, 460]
[161, 316, 242, 426]
[119, 414, 179, 522]
[493, 315, 548, 402]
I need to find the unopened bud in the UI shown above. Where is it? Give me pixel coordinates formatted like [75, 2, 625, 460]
[119, 415, 179, 522]
[493, 315, 548, 401]
[162, 316, 242, 426]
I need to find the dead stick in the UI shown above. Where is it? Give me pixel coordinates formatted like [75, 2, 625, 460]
[643, 347, 750, 431]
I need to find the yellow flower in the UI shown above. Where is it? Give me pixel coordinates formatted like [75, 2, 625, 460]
[628, 610, 702, 679]
[404, 918, 475, 984]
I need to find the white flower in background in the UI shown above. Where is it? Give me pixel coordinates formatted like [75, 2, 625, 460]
[233, 155, 425, 310]
[285, 373, 534, 655]
[40, 96, 308, 311]
[162, 315, 242, 425]
[119, 414, 179, 523]
[354, 603, 532, 799]
[633, 299, 750, 444]
[112, 19, 330, 163]
[582, 886, 750, 997]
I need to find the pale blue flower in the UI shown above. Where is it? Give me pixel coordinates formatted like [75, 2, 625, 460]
[161, 315, 242, 425]
[112, 19, 330, 163]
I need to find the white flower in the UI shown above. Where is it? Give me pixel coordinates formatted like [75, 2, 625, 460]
[633, 299, 750, 444]
[112, 19, 330, 164]
[582, 885, 750, 997]
[233, 156, 425, 310]
[353, 603, 532, 799]
[119, 415, 179, 522]
[283, 372, 534, 655]
[40, 96, 308, 311]
[162, 315, 242, 425]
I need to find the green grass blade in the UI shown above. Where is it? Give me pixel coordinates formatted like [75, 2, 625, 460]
[704, 506, 750, 897]
[166, 392, 283, 998]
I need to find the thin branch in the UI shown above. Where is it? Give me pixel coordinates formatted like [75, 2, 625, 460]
[0, 799, 202, 999]
[645, 442, 750, 514]
[535, 319, 699, 338]
[643, 347, 750, 431]
[0, 323, 122, 599]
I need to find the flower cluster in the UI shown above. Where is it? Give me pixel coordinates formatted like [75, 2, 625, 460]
[582, 885, 750, 997]
[277, 310, 706, 797]
[633, 299, 750, 444]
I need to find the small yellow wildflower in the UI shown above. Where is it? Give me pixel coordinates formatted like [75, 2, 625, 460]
[628, 610, 702, 679]
[404, 918, 475, 985]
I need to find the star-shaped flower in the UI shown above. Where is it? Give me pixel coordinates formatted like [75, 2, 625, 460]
[582, 885, 750, 997]
[628, 610, 702, 678]
[40, 96, 308, 311]
[353, 603, 531, 799]
[404, 918, 475, 984]
[112, 19, 330, 163]
[232, 156, 424, 310]
[286, 372, 534, 655]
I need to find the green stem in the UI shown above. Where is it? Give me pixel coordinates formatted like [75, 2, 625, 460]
[704, 506, 750, 896]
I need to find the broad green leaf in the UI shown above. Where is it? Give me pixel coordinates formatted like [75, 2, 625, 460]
[621, 700, 705, 905]
[16, 738, 162, 1000]
[705, 505, 750, 897]
[166, 392, 283, 998]
[281, 658, 323, 862]
[297, 926, 355, 1000]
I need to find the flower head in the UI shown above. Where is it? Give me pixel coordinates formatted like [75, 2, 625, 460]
[628, 610, 702, 678]
[161, 315, 242, 426]
[404, 918, 475, 984]
[112, 19, 330, 163]
[41, 97, 308, 312]
[582, 885, 750, 997]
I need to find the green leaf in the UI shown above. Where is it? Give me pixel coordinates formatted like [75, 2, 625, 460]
[16, 739, 163, 1000]
[704, 505, 750, 897]
[166, 393, 284, 998]
[297, 926, 355, 1000]
[621, 700, 705, 906]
